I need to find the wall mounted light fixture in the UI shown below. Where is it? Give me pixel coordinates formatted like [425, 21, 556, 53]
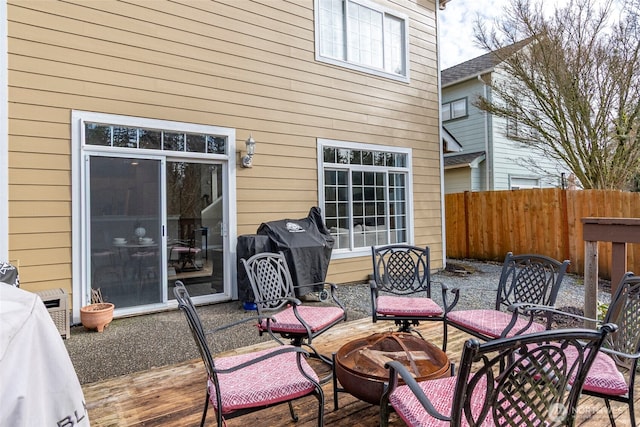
[242, 134, 256, 168]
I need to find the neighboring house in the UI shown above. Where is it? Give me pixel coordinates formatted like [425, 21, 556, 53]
[1, 0, 448, 323]
[440, 42, 570, 194]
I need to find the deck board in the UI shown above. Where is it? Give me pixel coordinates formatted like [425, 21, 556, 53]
[83, 318, 637, 426]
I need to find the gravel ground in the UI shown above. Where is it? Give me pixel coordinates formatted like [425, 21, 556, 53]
[65, 258, 609, 384]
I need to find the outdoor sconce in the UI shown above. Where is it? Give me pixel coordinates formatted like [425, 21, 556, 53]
[242, 135, 256, 168]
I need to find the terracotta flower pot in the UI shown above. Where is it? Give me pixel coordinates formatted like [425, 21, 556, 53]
[80, 302, 114, 332]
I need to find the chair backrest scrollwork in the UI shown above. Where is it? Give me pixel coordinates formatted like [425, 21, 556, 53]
[452, 325, 617, 427]
[496, 252, 570, 311]
[242, 252, 296, 313]
[371, 245, 432, 297]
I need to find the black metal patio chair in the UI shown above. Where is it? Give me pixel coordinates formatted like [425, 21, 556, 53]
[380, 324, 617, 427]
[241, 251, 346, 370]
[174, 281, 324, 427]
[512, 271, 640, 427]
[443, 252, 570, 350]
[370, 245, 448, 345]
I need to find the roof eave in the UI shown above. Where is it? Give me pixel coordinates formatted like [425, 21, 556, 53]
[441, 68, 494, 88]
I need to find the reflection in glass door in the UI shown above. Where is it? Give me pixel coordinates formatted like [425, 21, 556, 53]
[166, 161, 223, 299]
[88, 156, 162, 308]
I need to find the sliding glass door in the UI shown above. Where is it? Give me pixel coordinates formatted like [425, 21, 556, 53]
[87, 156, 224, 309]
[88, 156, 163, 308]
[166, 161, 224, 299]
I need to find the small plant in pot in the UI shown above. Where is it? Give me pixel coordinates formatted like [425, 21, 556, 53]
[80, 288, 114, 333]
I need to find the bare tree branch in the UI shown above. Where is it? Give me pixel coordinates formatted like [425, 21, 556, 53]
[473, 0, 640, 189]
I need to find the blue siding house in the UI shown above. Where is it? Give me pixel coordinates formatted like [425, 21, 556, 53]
[441, 43, 571, 194]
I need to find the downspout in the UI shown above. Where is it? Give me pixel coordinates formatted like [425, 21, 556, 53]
[477, 75, 490, 191]
[436, 4, 447, 268]
[1, 0, 8, 260]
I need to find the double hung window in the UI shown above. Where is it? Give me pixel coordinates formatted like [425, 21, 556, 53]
[315, 0, 409, 81]
[441, 98, 467, 121]
[318, 139, 412, 257]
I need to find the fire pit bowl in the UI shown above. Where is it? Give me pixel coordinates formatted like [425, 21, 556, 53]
[335, 332, 450, 404]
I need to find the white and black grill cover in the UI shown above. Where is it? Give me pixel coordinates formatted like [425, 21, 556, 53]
[0, 283, 90, 426]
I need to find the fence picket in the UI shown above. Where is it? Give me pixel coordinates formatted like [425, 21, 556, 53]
[445, 189, 640, 280]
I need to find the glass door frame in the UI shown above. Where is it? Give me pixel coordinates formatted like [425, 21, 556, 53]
[83, 152, 167, 316]
[72, 110, 237, 322]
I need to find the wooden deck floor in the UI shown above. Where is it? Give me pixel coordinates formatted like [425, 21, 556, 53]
[83, 317, 637, 427]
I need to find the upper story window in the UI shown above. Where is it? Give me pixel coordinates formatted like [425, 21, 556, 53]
[318, 139, 413, 258]
[315, 0, 409, 82]
[441, 98, 467, 121]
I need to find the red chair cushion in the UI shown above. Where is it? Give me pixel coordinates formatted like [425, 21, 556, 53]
[209, 345, 318, 413]
[259, 305, 344, 334]
[562, 347, 628, 395]
[390, 375, 490, 427]
[376, 295, 443, 316]
[446, 309, 546, 338]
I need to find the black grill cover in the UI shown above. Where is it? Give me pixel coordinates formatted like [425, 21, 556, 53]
[257, 207, 334, 296]
[236, 234, 274, 302]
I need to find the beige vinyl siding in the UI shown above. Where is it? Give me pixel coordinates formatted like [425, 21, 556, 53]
[8, 0, 442, 290]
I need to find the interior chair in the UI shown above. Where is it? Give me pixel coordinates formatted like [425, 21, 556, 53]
[168, 228, 203, 271]
[370, 245, 448, 343]
[173, 281, 324, 427]
[241, 251, 346, 367]
[443, 252, 570, 350]
[512, 272, 640, 427]
[380, 324, 617, 427]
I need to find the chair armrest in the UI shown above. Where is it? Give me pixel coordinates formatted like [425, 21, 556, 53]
[293, 281, 346, 311]
[502, 303, 579, 337]
[213, 346, 310, 375]
[508, 302, 599, 326]
[432, 280, 450, 312]
[383, 360, 450, 422]
[443, 287, 461, 314]
[255, 296, 302, 307]
[205, 315, 277, 334]
[369, 279, 379, 315]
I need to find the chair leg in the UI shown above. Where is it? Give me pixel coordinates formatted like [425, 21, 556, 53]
[316, 387, 325, 427]
[605, 399, 616, 427]
[380, 399, 392, 427]
[332, 352, 340, 410]
[628, 398, 636, 427]
[287, 401, 299, 422]
[201, 390, 209, 427]
[442, 320, 448, 351]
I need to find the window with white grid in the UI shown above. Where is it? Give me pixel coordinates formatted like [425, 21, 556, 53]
[319, 139, 412, 256]
[315, 0, 409, 81]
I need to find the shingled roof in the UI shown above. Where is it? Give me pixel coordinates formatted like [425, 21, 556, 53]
[441, 39, 531, 87]
[443, 151, 486, 169]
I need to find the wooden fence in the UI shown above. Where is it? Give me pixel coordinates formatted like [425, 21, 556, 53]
[445, 188, 640, 279]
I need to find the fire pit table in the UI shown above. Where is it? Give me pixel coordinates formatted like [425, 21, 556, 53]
[332, 332, 451, 407]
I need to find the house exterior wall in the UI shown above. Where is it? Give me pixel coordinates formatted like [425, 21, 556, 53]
[489, 69, 566, 189]
[444, 168, 470, 194]
[442, 68, 567, 193]
[6, 0, 444, 295]
[441, 77, 490, 192]
[441, 78, 487, 154]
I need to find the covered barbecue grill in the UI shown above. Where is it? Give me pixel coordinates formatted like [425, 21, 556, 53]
[256, 207, 334, 296]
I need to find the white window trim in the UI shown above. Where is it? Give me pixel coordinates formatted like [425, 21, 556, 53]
[71, 110, 238, 322]
[509, 175, 541, 190]
[317, 138, 414, 259]
[442, 97, 468, 122]
[314, 0, 410, 83]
